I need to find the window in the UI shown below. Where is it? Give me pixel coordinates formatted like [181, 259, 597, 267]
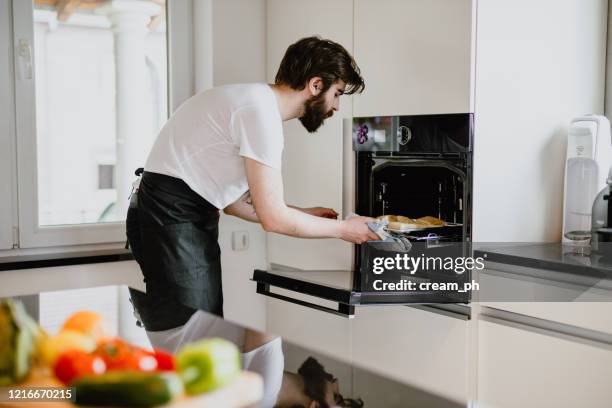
[3, 0, 194, 248]
[0, 0, 16, 250]
[98, 164, 115, 191]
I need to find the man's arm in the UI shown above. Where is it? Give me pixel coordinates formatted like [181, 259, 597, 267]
[224, 192, 339, 222]
[243, 158, 379, 243]
[223, 191, 260, 223]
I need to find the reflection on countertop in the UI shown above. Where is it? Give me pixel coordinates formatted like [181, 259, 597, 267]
[3, 285, 465, 408]
[474, 243, 612, 303]
[474, 242, 612, 277]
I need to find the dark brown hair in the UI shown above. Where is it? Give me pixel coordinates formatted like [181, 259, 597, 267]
[275, 36, 365, 95]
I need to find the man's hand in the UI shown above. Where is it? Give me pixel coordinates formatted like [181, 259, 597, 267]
[338, 216, 380, 244]
[298, 207, 339, 219]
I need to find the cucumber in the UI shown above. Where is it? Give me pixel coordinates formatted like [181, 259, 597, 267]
[74, 371, 183, 407]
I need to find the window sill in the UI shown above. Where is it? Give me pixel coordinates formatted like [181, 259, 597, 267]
[0, 244, 133, 271]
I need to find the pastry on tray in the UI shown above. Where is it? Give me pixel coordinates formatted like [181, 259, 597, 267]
[416, 216, 445, 227]
[376, 215, 445, 230]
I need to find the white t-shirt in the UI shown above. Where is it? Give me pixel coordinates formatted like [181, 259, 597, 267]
[145, 83, 284, 209]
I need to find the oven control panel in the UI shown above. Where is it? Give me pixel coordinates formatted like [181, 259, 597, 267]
[353, 113, 473, 154]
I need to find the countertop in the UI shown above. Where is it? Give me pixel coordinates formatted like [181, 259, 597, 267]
[2, 283, 466, 408]
[474, 243, 612, 278]
[474, 243, 612, 303]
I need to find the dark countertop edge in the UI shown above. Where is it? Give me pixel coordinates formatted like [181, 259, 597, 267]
[0, 249, 134, 271]
[474, 249, 612, 279]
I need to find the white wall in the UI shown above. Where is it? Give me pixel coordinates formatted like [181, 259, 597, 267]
[473, 0, 607, 242]
[606, 0, 612, 119]
[207, 0, 268, 331]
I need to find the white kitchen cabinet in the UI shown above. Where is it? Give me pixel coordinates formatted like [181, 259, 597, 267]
[352, 0, 475, 117]
[266, 0, 355, 270]
[472, 0, 606, 241]
[265, 0, 476, 269]
[351, 306, 470, 404]
[267, 300, 470, 403]
[478, 264, 612, 335]
[478, 316, 612, 408]
[266, 296, 352, 362]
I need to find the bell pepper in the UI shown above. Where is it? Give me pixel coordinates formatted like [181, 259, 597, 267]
[176, 338, 241, 395]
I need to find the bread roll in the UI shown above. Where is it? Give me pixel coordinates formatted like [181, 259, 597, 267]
[376, 215, 445, 229]
[416, 216, 445, 227]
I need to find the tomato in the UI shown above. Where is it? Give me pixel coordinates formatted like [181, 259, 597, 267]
[150, 349, 176, 371]
[95, 339, 158, 372]
[54, 349, 106, 385]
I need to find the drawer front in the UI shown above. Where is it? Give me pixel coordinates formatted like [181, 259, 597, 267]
[478, 317, 612, 408]
[352, 306, 469, 404]
[266, 297, 352, 362]
[478, 264, 612, 335]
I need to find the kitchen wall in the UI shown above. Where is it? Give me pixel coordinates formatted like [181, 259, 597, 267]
[473, 0, 608, 242]
[207, 0, 268, 331]
[606, 0, 612, 118]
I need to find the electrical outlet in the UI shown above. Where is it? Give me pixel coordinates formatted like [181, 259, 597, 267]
[231, 231, 249, 251]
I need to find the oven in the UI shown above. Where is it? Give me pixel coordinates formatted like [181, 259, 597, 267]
[353, 114, 473, 303]
[252, 113, 474, 316]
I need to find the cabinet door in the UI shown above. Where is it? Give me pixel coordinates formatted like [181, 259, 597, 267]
[478, 318, 612, 408]
[266, 297, 352, 362]
[352, 306, 469, 404]
[479, 264, 612, 335]
[353, 0, 474, 117]
[266, 0, 354, 270]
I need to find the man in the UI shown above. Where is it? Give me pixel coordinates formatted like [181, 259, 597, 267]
[126, 36, 378, 335]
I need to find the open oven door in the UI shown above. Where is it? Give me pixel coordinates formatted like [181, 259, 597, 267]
[253, 239, 473, 318]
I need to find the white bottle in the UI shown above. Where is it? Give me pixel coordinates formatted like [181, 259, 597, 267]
[561, 115, 612, 246]
[563, 156, 598, 242]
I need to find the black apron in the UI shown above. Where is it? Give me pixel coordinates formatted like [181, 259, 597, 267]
[126, 171, 223, 331]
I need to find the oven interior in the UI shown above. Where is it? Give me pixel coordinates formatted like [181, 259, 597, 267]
[359, 159, 469, 242]
[355, 157, 472, 299]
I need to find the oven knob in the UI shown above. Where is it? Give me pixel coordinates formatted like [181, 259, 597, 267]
[397, 126, 412, 146]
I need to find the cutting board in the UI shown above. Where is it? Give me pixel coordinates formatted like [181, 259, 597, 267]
[0, 367, 263, 408]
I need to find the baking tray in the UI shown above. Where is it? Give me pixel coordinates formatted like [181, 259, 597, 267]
[385, 222, 462, 233]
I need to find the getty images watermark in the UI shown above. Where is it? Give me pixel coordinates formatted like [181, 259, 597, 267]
[370, 253, 483, 292]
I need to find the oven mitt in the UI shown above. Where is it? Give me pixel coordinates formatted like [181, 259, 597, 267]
[367, 219, 412, 252]
[346, 213, 412, 252]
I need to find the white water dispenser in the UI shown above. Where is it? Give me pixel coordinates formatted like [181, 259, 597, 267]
[562, 115, 612, 246]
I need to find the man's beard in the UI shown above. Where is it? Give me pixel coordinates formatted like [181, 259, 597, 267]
[299, 93, 333, 133]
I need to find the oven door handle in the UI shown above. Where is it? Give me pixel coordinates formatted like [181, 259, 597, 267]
[256, 282, 355, 317]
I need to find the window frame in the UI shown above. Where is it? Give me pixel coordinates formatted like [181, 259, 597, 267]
[9, 0, 194, 249]
[0, 0, 17, 250]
